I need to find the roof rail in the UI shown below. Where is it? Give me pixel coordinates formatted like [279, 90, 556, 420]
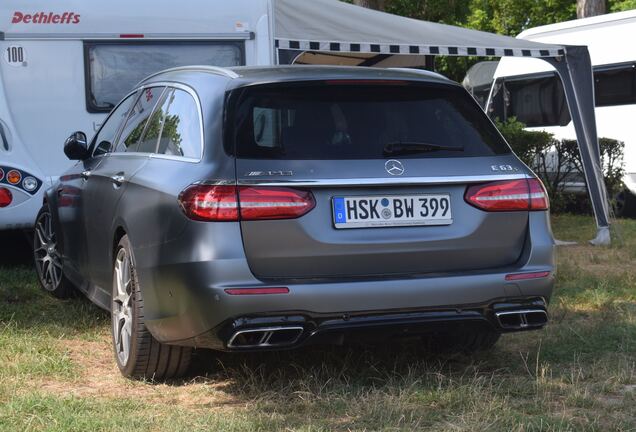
[137, 65, 239, 86]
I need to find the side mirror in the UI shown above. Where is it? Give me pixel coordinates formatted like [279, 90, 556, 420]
[64, 131, 89, 160]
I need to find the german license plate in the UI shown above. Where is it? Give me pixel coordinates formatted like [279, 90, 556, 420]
[332, 194, 452, 229]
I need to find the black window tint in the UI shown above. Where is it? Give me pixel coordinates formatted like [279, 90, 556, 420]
[230, 83, 510, 160]
[504, 75, 570, 127]
[91, 91, 138, 156]
[156, 89, 201, 158]
[115, 87, 165, 153]
[595, 64, 636, 107]
[85, 42, 243, 112]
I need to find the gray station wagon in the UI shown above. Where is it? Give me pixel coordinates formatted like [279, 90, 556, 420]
[34, 65, 555, 379]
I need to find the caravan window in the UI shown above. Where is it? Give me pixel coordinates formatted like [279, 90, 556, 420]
[595, 63, 636, 107]
[489, 74, 571, 127]
[489, 62, 636, 127]
[85, 41, 243, 112]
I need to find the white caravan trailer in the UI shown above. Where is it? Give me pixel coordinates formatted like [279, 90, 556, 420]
[0, 0, 276, 229]
[488, 10, 636, 199]
[0, 0, 437, 231]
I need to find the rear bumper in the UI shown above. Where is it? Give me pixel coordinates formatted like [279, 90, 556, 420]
[141, 263, 555, 349]
[136, 212, 555, 349]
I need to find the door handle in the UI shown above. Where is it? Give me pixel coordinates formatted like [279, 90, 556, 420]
[110, 174, 125, 186]
[80, 170, 91, 180]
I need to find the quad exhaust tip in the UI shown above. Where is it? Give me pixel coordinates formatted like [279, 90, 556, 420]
[227, 326, 304, 349]
[495, 309, 548, 330]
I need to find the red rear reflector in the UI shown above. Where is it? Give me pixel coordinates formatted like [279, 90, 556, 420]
[505, 271, 550, 281]
[0, 187, 12, 208]
[465, 178, 548, 212]
[224, 287, 289, 295]
[178, 185, 315, 222]
[119, 34, 144, 38]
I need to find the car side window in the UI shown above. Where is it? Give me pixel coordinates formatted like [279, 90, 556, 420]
[156, 88, 202, 158]
[91, 91, 138, 157]
[114, 86, 166, 153]
[136, 90, 171, 153]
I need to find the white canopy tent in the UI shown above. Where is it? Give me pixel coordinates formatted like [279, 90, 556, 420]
[271, 0, 611, 245]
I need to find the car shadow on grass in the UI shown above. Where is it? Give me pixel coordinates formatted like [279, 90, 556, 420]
[180, 336, 513, 400]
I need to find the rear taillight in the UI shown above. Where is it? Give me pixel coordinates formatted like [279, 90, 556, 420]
[465, 178, 549, 212]
[178, 185, 238, 221]
[0, 187, 12, 208]
[238, 186, 315, 220]
[178, 185, 315, 221]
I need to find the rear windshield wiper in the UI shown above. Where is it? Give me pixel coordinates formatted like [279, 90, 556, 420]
[383, 141, 464, 156]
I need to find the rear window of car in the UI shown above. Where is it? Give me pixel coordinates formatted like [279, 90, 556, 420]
[227, 82, 511, 160]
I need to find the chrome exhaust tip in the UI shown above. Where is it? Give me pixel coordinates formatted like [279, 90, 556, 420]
[227, 326, 304, 349]
[495, 309, 548, 330]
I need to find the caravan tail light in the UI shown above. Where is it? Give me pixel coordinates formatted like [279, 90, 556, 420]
[178, 185, 315, 222]
[6, 170, 21, 185]
[465, 178, 549, 212]
[0, 187, 12, 207]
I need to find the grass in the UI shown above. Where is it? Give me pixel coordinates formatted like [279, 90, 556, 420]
[1, 214, 636, 431]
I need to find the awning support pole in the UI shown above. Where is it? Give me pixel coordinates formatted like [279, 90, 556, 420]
[544, 46, 611, 245]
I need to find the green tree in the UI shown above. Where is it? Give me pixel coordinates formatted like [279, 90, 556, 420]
[385, 0, 471, 24]
[611, 0, 636, 10]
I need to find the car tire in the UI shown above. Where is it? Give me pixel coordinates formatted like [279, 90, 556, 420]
[426, 325, 500, 354]
[33, 205, 75, 298]
[112, 234, 192, 380]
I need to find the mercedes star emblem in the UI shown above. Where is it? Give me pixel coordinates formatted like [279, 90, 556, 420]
[385, 159, 405, 176]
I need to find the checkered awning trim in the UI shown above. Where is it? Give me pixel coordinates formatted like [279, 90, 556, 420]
[275, 38, 564, 57]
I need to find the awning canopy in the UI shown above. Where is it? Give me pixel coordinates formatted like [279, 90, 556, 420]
[273, 0, 564, 58]
[272, 0, 612, 245]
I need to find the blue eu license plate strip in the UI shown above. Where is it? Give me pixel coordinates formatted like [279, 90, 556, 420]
[332, 194, 453, 229]
[333, 197, 347, 225]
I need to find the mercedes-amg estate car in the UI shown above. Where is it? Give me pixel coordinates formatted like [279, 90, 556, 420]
[35, 65, 555, 379]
